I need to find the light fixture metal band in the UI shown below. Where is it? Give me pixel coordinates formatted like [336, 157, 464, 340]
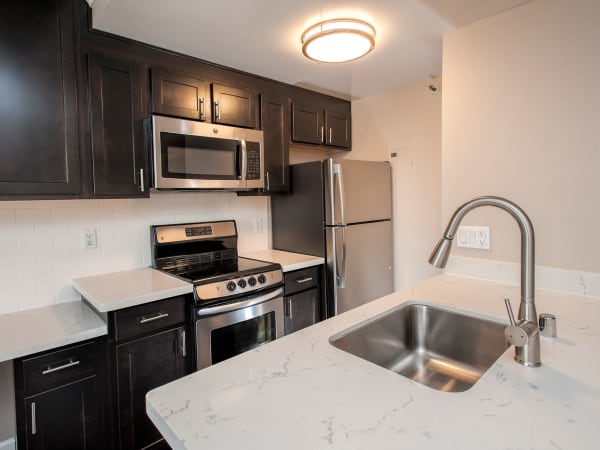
[301, 18, 376, 63]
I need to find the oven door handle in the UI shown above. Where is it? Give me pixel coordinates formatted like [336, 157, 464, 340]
[196, 287, 284, 316]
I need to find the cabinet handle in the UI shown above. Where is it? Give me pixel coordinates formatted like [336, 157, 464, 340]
[31, 402, 36, 435]
[139, 168, 145, 192]
[266, 171, 270, 190]
[329, 127, 333, 144]
[42, 359, 80, 375]
[180, 329, 187, 357]
[139, 312, 169, 324]
[215, 100, 221, 120]
[287, 298, 293, 319]
[199, 96, 205, 120]
[320, 126, 324, 144]
[296, 277, 313, 284]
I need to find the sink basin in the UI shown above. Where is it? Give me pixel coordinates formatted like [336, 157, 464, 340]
[330, 303, 509, 392]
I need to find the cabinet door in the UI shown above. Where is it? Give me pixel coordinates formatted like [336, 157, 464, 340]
[0, 0, 81, 197]
[284, 287, 321, 335]
[261, 93, 289, 192]
[116, 326, 188, 450]
[212, 83, 259, 128]
[151, 68, 210, 121]
[291, 102, 324, 145]
[325, 108, 351, 149]
[88, 53, 148, 196]
[22, 377, 100, 450]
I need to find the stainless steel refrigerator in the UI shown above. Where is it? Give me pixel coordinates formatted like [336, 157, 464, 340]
[271, 158, 393, 317]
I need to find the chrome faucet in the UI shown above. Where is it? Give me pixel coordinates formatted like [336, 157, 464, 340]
[428, 196, 541, 367]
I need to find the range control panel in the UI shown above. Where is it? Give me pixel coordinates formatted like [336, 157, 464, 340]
[194, 269, 283, 301]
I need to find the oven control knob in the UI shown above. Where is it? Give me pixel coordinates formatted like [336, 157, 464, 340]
[248, 276, 257, 286]
[237, 279, 247, 289]
[226, 281, 236, 291]
[257, 274, 267, 284]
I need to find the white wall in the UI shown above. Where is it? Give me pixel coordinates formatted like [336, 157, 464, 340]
[352, 79, 443, 289]
[442, 0, 600, 280]
[0, 192, 269, 315]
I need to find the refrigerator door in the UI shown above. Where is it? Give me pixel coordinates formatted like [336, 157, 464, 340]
[324, 159, 392, 226]
[326, 220, 393, 315]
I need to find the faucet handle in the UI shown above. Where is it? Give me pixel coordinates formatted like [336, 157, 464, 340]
[504, 298, 517, 326]
[504, 298, 529, 346]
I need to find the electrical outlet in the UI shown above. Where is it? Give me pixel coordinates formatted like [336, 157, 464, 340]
[457, 226, 490, 250]
[82, 229, 97, 250]
[253, 217, 264, 233]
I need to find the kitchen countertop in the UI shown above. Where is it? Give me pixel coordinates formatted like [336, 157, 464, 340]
[0, 302, 107, 362]
[72, 267, 192, 312]
[146, 274, 600, 450]
[240, 249, 324, 272]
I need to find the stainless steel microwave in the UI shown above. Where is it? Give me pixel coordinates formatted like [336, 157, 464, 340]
[150, 115, 264, 190]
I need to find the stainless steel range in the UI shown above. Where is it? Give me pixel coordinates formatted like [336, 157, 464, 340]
[151, 220, 284, 370]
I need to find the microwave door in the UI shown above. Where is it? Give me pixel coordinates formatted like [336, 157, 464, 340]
[151, 115, 263, 190]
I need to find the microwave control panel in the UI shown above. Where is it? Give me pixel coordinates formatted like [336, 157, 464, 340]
[246, 141, 261, 180]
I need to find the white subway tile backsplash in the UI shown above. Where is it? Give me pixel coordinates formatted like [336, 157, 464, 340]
[0, 191, 269, 315]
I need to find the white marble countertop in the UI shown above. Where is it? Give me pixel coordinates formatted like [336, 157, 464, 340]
[240, 249, 324, 272]
[0, 302, 107, 362]
[73, 267, 192, 312]
[146, 274, 600, 450]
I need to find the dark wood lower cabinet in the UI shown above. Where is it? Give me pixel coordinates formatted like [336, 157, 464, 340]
[14, 339, 106, 450]
[115, 327, 187, 450]
[22, 377, 100, 450]
[284, 287, 321, 334]
[283, 265, 323, 334]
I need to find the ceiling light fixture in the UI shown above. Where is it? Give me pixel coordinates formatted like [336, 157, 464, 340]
[301, 18, 375, 63]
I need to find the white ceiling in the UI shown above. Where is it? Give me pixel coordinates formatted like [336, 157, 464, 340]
[90, 0, 531, 100]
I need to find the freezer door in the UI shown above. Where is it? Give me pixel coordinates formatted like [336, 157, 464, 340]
[326, 220, 393, 315]
[324, 159, 392, 225]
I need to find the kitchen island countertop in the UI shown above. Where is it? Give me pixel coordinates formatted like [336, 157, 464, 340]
[146, 274, 600, 449]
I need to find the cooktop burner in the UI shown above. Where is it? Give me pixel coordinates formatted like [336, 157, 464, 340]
[150, 221, 283, 303]
[172, 257, 278, 284]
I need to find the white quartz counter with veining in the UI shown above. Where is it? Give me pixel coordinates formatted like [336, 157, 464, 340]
[73, 267, 192, 312]
[146, 274, 600, 450]
[0, 302, 107, 362]
[240, 249, 324, 272]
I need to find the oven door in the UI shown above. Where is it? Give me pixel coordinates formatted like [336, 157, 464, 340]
[194, 287, 284, 370]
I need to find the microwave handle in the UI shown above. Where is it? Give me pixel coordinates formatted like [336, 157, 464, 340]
[240, 140, 247, 181]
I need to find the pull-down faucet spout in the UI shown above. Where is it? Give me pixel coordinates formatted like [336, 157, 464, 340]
[429, 196, 541, 367]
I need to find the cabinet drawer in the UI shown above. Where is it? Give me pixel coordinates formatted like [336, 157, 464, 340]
[21, 341, 98, 396]
[284, 266, 320, 295]
[111, 296, 186, 342]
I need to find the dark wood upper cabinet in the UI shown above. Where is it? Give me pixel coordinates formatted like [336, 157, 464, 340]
[151, 68, 210, 121]
[291, 99, 351, 150]
[0, 0, 81, 197]
[87, 53, 148, 197]
[261, 93, 289, 192]
[325, 107, 351, 148]
[291, 102, 324, 145]
[212, 83, 259, 129]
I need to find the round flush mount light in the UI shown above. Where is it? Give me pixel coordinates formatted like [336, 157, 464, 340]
[301, 18, 376, 63]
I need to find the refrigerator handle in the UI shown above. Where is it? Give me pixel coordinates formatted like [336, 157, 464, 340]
[333, 163, 346, 226]
[338, 226, 347, 288]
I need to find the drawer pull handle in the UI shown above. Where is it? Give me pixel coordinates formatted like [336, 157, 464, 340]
[42, 359, 80, 375]
[140, 312, 169, 324]
[296, 277, 313, 284]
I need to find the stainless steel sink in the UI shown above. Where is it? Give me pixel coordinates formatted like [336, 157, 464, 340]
[330, 303, 509, 392]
